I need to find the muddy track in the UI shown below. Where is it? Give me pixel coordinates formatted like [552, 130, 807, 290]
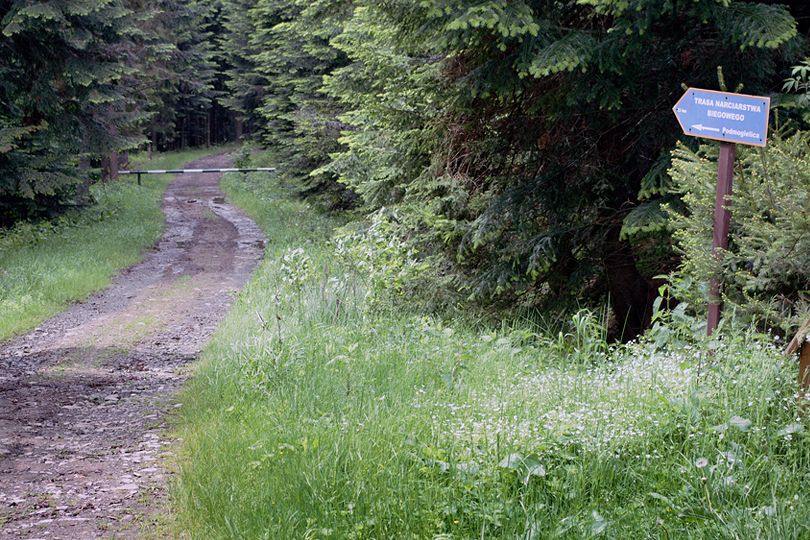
[0, 154, 265, 538]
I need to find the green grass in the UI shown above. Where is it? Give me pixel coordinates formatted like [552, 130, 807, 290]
[0, 147, 224, 341]
[172, 158, 810, 539]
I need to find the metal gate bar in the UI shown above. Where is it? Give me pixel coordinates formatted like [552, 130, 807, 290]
[119, 167, 276, 185]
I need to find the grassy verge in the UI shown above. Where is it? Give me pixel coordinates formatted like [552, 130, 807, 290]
[173, 159, 810, 538]
[0, 147, 222, 341]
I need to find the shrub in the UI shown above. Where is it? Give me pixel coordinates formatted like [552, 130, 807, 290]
[668, 131, 810, 333]
[334, 208, 431, 312]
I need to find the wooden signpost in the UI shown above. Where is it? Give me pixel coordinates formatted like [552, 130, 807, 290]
[672, 88, 771, 336]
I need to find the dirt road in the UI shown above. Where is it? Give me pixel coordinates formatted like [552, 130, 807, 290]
[0, 154, 265, 538]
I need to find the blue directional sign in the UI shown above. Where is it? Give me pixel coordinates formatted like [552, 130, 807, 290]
[672, 88, 770, 147]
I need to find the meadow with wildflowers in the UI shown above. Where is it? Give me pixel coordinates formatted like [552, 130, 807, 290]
[172, 166, 810, 539]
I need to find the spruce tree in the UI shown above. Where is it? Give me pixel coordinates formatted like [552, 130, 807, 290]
[219, 0, 267, 137]
[321, 0, 802, 336]
[157, 0, 220, 149]
[0, 0, 144, 221]
[219, 0, 353, 205]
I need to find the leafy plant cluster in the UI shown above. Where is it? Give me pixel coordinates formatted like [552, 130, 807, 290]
[218, 0, 806, 337]
[334, 208, 431, 312]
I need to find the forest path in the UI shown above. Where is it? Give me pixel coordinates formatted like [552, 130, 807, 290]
[0, 155, 265, 539]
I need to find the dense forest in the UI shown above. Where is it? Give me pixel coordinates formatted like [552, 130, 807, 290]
[2, 0, 809, 337]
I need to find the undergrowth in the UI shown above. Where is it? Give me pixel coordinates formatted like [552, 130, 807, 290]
[172, 155, 810, 539]
[0, 147, 223, 341]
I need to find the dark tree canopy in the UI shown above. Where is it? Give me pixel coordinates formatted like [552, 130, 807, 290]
[0, 0, 143, 221]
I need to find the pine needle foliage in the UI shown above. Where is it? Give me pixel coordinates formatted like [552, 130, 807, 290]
[217, 0, 355, 207]
[1, 0, 237, 222]
[218, 0, 268, 135]
[134, 0, 222, 150]
[0, 0, 145, 221]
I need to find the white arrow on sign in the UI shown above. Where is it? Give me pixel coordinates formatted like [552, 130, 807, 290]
[691, 123, 720, 133]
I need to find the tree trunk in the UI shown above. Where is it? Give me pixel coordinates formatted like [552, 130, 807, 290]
[101, 151, 119, 182]
[75, 157, 94, 206]
[210, 107, 216, 146]
[181, 116, 188, 149]
[602, 227, 657, 341]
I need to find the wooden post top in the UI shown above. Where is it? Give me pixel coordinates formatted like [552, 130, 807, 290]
[786, 318, 810, 356]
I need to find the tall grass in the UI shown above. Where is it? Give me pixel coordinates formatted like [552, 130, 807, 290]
[173, 163, 810, 539]
[0, 147, 221, 341]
